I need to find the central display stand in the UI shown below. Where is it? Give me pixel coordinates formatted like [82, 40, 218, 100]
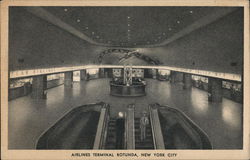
[110, 66, 146, 97]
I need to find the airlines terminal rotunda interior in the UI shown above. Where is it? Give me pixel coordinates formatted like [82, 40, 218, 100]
[8, 6, 243, 150]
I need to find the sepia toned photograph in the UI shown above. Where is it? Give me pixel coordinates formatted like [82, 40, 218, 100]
[1, 0, 249, 160]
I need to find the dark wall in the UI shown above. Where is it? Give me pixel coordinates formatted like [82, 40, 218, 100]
[9, 8, 243, 75]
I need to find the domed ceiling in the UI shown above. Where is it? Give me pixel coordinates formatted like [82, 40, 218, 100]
[41, 6, 234, 47]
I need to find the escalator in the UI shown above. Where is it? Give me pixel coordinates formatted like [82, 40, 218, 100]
[105, 118, 117, 149]
[36, 102, 211, 150]
[134, 118, 154, 149]
[155, 103, 212, 149]
[36, 104, 103, 149]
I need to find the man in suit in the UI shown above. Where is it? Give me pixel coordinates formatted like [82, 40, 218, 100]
[140, 111, 149, 142]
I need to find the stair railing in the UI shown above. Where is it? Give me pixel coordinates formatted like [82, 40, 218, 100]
[93, 103, 110, 149]
[125, 104, 135, 149]
[149, 104, 165, 149]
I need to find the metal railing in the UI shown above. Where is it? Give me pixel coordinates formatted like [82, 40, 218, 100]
[149, 104, 165, 149]
[93, 103, 110, 149]
[125, 104, 135, 149]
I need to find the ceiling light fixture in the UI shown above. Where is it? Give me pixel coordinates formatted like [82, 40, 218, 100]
[64, 8, 68, 12]
[77, 19, 80, 23]
[190, 10, 193, 14]
[177, 20, 180, 24]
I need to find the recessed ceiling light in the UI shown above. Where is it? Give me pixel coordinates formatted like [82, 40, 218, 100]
[64, 8, 68, 12]
[77, 19, 80, 23]
[128, 30, 130, 32]
[127, 16, 130, 19]
[128, 24, 130, 26]
[190, 10, 193, 14]
[177, 20, 180, 24]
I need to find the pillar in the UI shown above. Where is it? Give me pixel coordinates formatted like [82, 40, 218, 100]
[170, 71, 176, 83]
[99, 68, 105, 78]
[31, 75, 47, 99]
[208, 77, 222, 102]
[23, 82, 31, 95]
[80, 69, 86, 81]
[170, 71, 183, 83]
[183, 73, 192, 89]
[152, 69, 157, 79]
[64, 71, 73, 88]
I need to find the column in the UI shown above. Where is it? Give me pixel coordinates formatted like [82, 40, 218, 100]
[23, 82, 32, 95]
[99, 68, 105, 78]
[152, 69, 157, 79]
[64, 71, 73, 88]
[170, 71, 176, 83]
[31, 75, 47, 99]
[80, 69, 86, 81]
[183, 73, 192, 89]
[170, 71, 183, 83]
[208, 77, 222, 102]
[104, 68, 109, 78]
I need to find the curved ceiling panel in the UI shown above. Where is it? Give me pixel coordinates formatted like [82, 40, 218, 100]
[41, 6, 234, 47]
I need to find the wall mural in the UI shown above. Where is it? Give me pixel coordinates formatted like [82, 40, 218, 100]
[96, 49, 163, 65]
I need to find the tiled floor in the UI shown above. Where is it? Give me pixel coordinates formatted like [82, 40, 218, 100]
[8, 78, 243, 149]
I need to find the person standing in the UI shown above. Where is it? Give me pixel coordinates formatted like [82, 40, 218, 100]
[140, 111, 149, 142]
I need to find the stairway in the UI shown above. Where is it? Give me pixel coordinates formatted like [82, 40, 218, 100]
[134, 118, 154, 149]
[105, 118, 117, 149]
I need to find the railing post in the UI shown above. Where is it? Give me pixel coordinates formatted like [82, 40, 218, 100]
[149, 104, 165, 149]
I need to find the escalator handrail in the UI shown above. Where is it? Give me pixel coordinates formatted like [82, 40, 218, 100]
[149, 104, 165, 149]
[125, 104, 135, 149]
[93, 103, 110, 149]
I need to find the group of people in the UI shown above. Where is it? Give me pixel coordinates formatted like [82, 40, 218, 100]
[115, 111, 149, 149]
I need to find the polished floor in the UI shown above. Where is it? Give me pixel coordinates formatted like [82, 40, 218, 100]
[8, 78, 243, 149]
